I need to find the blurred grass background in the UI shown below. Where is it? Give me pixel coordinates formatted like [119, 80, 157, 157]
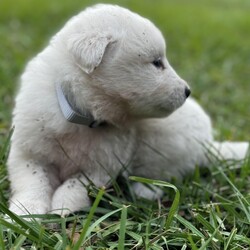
[0, 0, 249, 144]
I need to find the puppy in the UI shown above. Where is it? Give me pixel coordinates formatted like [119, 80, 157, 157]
[8, 4, 249, 216]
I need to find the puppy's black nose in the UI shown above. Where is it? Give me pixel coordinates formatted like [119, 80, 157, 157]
[185, 87, 191, 98]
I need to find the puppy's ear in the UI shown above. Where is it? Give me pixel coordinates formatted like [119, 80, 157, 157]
[67, 33, 115, 74]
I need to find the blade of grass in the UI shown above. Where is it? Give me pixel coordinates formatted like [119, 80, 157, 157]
[128, 230, 143, 249]
[175, 214, 205, 239]
[53, 233, 65, 250]
[195, 212, 223, 241]
[13, 234, 27, 249]
[0, 128, 13, 161]
[0, 204, 57, 246]
[86, 207, 123, 239]
[194, 213, 216, 234]
[118, 205, 128, 250]
[130, 176, 180, 229]
[0, 218, 42, 244]
[188, 234, 198, 250]
[199, 225, 221, 250]
[181, 244, 188, 250]
[0, 224, 5, 250]
[217, 167, 250, 206]
[224, 227, 237, 250]
[59, 217, 67, 249]
[225, 232, 250, 245]
[72, 187, 105, 250]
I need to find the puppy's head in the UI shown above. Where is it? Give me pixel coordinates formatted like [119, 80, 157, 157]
[59, 5, 190, 124]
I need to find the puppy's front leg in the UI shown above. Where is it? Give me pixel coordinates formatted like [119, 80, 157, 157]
[8, 149, 53, 216]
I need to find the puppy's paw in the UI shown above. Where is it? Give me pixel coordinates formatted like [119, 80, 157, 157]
[51, 179, 91, 217]
[9, 199, 50, 217]
[132, 182, 163, 200]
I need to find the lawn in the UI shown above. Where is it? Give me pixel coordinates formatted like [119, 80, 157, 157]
[0, 0, 249, 249]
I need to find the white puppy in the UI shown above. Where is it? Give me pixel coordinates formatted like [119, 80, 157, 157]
[8, 4, 249, 216]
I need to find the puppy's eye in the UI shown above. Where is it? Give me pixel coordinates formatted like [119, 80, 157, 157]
[152, 58, 165, 69]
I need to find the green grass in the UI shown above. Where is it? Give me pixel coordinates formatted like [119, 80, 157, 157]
[0, 0, 250, 249]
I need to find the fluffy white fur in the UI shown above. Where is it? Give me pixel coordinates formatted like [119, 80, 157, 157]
[8, 4, 249, 216]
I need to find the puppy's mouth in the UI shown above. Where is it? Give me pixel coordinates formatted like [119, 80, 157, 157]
[154, 105, 177, 117]
[154, 98, 187, 117]
[157, 105, 173, 113]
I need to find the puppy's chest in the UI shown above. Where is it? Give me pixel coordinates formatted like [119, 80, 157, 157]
[51, 127, 137, 180]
